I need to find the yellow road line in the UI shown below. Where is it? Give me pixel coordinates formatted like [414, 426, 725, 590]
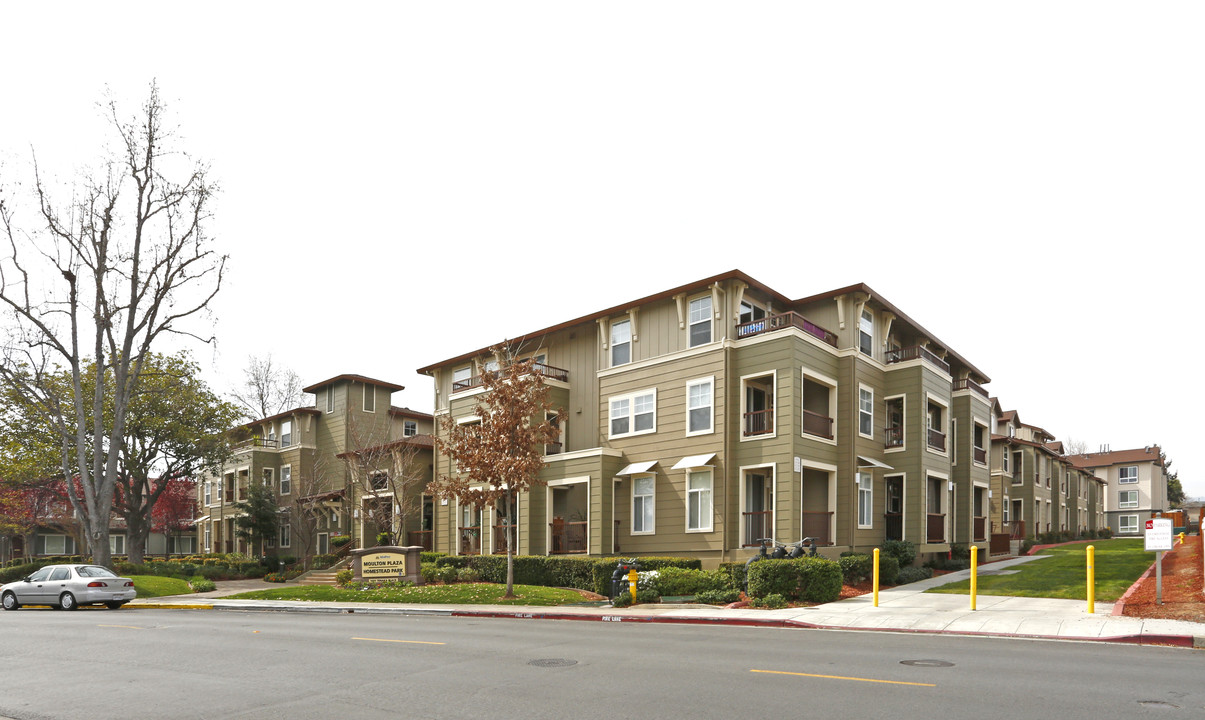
[751, 669, 935, 687]
[352, 637, 445, 646]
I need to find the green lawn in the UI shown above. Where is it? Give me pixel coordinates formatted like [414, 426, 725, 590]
[226, 582, 588, 606]
[131, 575, 195, 598]
[927, 538, 1155, 602]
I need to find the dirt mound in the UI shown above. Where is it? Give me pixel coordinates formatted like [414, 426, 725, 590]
[1119, 534, 1205, 623]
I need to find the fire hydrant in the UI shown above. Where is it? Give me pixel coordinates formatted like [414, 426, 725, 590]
[628, 564, 639, 603]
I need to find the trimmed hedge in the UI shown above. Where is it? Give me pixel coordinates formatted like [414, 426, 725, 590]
[747, 557, 842, 603]
[431, 554, 702, 595]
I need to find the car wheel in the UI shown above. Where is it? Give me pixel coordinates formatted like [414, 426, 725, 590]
[105, 601, 125, 610]
[59, 592, 78, 611]
[1, 592, 18, 611]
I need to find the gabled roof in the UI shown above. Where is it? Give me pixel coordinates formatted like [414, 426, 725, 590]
[243, 406, 322, 430]
[389, 406, 434, 420]
[1067, 446, 1164, 470]
[334, 434, 436, 459]
[302, 374, 405, 394]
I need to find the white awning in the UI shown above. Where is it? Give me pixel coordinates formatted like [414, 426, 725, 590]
[857, 456, 894, 470]
[615, 461, 658, 476]
[672, 453, 716, 470]
[193, 515, 210, 524]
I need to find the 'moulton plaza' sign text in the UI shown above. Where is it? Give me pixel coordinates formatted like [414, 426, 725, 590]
[350, 546, 424, 584]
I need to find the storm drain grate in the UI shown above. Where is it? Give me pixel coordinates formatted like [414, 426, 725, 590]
[528, 658, 578, 668]
[900, 659, 955, 668]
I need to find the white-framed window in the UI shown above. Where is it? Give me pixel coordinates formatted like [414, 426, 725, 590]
[110, 534, 125, 555]
[857, 472, 873, 528]
[452, 366, 472, 390]
[1002, 448, 1010, 473]
[611, 318, 631, 366]
[326, 389, 335, 413]
[739, 299, 766, 325]
[1002, 497, 1011, 523]
[859, 309, 874, 356]
[802, 370, 838, 441]
[858, 386, 874, 438]
[1119, 489, 1138, 509]
[609, 389, 656, 438]
[44, 534, 67, 555]
[279, 513, 291, 547]
[686, 378, 713, 435]
[1119, 515, 1139, 533]
[203, 480, 212, 505]
[686, 469, 713, 532]
[632, 474, 655, 534]
[364, 384, 376, 413]
[203, 525, 211, 553]
[280, 466, 292, 495]
[1119, 466, 1138, 484]
[280, 420, 292, 448]
[404, 420, 418, 437]
[688, 296, 712, 347]
[262, 468, 274, 488]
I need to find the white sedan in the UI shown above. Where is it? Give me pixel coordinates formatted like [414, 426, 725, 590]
[2, 564, 137, 610]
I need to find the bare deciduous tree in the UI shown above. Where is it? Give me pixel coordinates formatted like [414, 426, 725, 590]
[429, 346, 561, 597]
[0, 82, 225, 567]
[231, 354, 304, 421]
[340, 418, 429, 549]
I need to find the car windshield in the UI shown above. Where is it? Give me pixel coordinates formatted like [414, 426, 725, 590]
[76, 566, 118, 578]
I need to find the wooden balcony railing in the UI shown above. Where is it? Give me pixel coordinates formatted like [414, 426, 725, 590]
[927, 513, 945, 543]
[407, 530, 433, 552]
[886, 345, 951, 374]
[735, 312, 838, 347]
[801, 511, 833, 545]
[744, 409, 774, 436]
[549, 520, 588, 554]
[1009, 521, 1026, 540]
[953, 377, 989, 399]
[742, 510, 772, 546]
[492, 523, 516, 555]
[973, 446, 987, 464]
[973, 516, 987, 542]
[802, 410, 834, 439]
[885, 513, 903, 542]
[544, 442, 563, 456]
[233, 437, 279, 451]
[927, 428, 946, 451]
[884, 425, 904, 449]
[452, 362, 570, 392]
[458, 526, 481, 555]
[989, 533, 1012, 556]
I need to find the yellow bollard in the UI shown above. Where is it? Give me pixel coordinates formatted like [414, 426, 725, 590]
[970, 545, 978, 611]
[1178, 532, 1185, 545]
[1086, 545, 1095, 614]
[873, 548, 880, 607]
[629, 566, 638, 604]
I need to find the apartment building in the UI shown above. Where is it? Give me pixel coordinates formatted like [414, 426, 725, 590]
[196, 374, 433, 559]
[1067, 446, 1169, 536]
[417, 270, 995, 565]
[989, 406, 1107, 541]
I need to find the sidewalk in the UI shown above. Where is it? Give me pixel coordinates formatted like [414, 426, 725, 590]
[127, 557, 1205, 649]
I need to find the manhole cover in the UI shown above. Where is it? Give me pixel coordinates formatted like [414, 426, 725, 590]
[900, 660, 955, 668]
[1137, 701, 1178, 710]
[528, 658, 578, 668]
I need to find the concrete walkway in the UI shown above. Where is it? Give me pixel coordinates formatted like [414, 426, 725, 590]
[127, 557, 1205, 649]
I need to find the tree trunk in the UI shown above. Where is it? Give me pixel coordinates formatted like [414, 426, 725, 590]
[504, 490, 515, 598]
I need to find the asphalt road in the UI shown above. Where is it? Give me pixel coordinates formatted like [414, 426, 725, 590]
[0, 608, 1200, 719]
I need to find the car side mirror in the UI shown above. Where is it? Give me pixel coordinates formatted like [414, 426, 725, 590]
[22, 576, 32, 583]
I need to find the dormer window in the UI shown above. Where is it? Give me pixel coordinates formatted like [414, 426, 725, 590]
[364, 385, 376, 412]
[688, 296, 712, 347]
[859, 310, 874, 356]
[404, 420, 417, 437]
[326, 388, 335, 413]
[280, 420, 292, 448]
[611, 319, 631, 366]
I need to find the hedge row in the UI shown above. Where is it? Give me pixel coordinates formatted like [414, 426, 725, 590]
[431, 555, 702, 595]
[746, 557, 843, 603]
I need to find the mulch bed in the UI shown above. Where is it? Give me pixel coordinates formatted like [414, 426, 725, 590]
[1119, 534, 1205, 622]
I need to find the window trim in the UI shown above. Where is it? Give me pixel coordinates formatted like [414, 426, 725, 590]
[685, 376, 714, 436]
[403, 420, 418, 437]
[802, 369, 839, 444]
[740, 371, 777, 442]
[631, 473, 656, 535]
[925, 394, 949, 456]
[279, 465, 292, 496]
[363, 384, 376, 413]
[1118, 489, 1139, 509]
[859, 309, 874, 356]
[687, 295, 713, 348]
[610, 318, 632, 367]
[857, 472, 873, 529]
[1119, 514, 1139, 534]
[609, 388, 657, 439]
[326, 388, 335, 413]
[686, 468, 713, 533]
[1118, 466, 1138, 484]
[858, 385, 874, 439]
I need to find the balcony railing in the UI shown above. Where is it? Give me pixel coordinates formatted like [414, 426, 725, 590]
[927, 513, 945, 543]
[886, 345, 951, 375]
[1009, 521, 1026, 540]
[452, 362, 570, 392]
[801, 511, 833, 545]
[407, 530, 433, 552]
[492, 523, 516, 555]
[233, 437, 279, 451]
[550, 520, 588, 554]
[927, 428, 946, 451]
[973, 516, 987, 542]
[458, 526, 482, 555]
[953, 377, 989, 399]
[735, 312, 838, 347]
[884, 425, 904, 449]
[885, 513, 903, 542]
[744, 409, 774, 436]
[802, 410, 834, 439]
[544, 442, 563, 456]
[742, 510, 772, 547]
[973, 446, 987, 464]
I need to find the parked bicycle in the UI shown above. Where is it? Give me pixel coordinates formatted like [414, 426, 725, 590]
[744, 537, 819, 589]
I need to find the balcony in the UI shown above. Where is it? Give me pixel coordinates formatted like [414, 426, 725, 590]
[802, 511, 833, 546]
[973, 446, 987, 464]
[927, 428, 946, 451]
[407, 530, 433, 552]
[886, 345, 951, 375]
[453, 362, 570, 392]
[549, 519, 588, 554]
[233, 437, 279, 452]
[735, 312, 838, 347]
[802, 410, 834, 439]
[885, 513, 903, 542]
[927, 513, 946, 543]
[743, 409, 774, 437]
[742, 510, 772, 547]
[974, 516, 987, 542]
[953, 377, 989, 399]
[884, 425, 904, 449]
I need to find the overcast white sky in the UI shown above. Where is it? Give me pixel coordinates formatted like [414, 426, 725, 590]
[2, 2, 1201, 498]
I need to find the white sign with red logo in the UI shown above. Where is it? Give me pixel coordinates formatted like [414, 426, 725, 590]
[1144, 518, 1173, 552]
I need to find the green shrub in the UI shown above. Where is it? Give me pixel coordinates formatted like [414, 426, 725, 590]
[420, 552, 446, 564]
[0, 562, 48, 584]
[838, 554, 874, 584]
[1096, 527, 1113, 539]
[610, 586, 660, 607]
[264, 572, 288, 583]
[695, 588, 742, 605]
[335, 569, 354, 586]
[750, 593, 788, 609]
[896, 566, 933, 585]
[311, 554, 339, 570]
[717, 562, 746, 591]
[435, 566, 459, 584]
[189, 577, 217, 592]
[420, 563, 440, 584]
[882, 540, 916, 568]
[330, 535, 352, 548]
[649, 567, 725, 596]
[457, 567, 481, 583]
[747, 557, 842, 603]
[878, 555, 900, 585]
[590, 557, 702, 596]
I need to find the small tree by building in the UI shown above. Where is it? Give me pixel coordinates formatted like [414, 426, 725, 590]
[428, 348, 561, 597]
[340, 429, 430, 549]
[233, 478, 279, 558]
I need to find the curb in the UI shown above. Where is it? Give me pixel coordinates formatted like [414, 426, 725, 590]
[1112, 560, 1160, 617]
